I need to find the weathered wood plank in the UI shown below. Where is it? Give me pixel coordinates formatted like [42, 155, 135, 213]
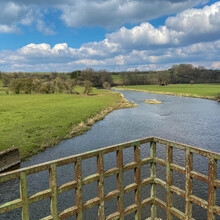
[150, 141, 157, 219]
[0, 148, 20, 173]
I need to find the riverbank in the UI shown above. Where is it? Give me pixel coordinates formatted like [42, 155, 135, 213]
[113, 84, 220, 101]
[0, 89, 136, 160]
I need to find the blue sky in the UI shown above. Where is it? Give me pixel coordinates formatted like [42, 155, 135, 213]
[0, 0, 220, 72]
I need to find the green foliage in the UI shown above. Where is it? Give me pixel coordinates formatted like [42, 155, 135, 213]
[216, 93, 220, 102]
[54, 77, 66, 93]
[8, 76, 78, 94]
[70, 70, 81, 79]
[2, 75, 11, 87]
[83, 80, 93, 95]
[9, 77, 35, 94]
[0, 88, 123, 158]
[79, 69, 113, 87]
[116, 64, 220, 86]
[65, 79, 77, 94]
[39, 81, 55, 94]
[103, 81, 111, 90]
[111, 75, 122, 82]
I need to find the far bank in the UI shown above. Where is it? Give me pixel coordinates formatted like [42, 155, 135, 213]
[113, 84, 220, 101]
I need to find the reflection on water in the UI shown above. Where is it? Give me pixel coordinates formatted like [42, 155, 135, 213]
[1, 90, 220, 219]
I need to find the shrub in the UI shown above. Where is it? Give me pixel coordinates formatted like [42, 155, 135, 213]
[2, 75, 11, 87]
[32, 78, 41, 93]
[21, 77, 33, 94]
[39, 82, 55, 94]
[9, 78, 33, 94]
[103, 81, 111, 90]
[216, 93, 220, 102]
[70, 70, 81, 79]
[65, 79, 77, 94]
[54, 77, 66, 93]
[9, 79, 23, 94]
[83, 80, 93, 95]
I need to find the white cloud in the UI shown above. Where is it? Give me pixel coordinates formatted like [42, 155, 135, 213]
[0, 2, 28, 25]
[104, 2, 220, 50]
[36, 19, 55, 36]
[165, 1, 220, 43]
[1, 1, 220, 71]
[1, 40, 220, 72]
[106, 23, 181, 50]
[212, 61, 220, 69]
[0, 2, 55, 35]
[0, 24, 20, 33]
[0, 0, 208, 33]
[58, 0, 207, 28]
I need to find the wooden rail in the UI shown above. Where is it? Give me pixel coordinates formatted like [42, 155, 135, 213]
[0, 137, 220, 219]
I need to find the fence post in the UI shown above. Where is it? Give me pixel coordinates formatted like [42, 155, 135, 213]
[97, 152, 105, 219]
[207, 157, 217, 220]
[117, 148, 124, 220]
[150, 141, 157, 219]
[20, 172, 29, 220]
[166, 144, 173, 220]
[134, 142, 141, 220]
[75, 157, 83, 220]
[185, 149, 193, 220]
[49, 164, 59, 220]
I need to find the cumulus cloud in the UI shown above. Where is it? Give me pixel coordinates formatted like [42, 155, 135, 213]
[0, 24, 20, 34]
[166, 1, 220, 43]
[106, 23, 181, 50]
[58, 0, 207, 28]
[104, 2, 220, 50]
[0, 0, 207, 33]
[36, 19, 56, 36]
[1, 40, 220, 72]
[212, 61, 220, 69]
[0, 2, 29, 33]
[0, 1, 220, 71]
[0, 1, 55, 35]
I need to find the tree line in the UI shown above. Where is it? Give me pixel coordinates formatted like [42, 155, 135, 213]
[0, 69, 112, 94]
[116, 64, 220, 85]
[0, 64, 220, 95]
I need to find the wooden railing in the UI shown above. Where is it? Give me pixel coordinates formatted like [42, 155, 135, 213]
[0, 137, 220, 219]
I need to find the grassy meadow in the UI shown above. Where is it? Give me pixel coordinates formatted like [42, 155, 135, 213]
[0, 88, 129, 159]
[116, 84, 220, 100]
[112, 75, 122, 82]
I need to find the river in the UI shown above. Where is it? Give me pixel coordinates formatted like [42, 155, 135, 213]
[1, 90, 220, 219]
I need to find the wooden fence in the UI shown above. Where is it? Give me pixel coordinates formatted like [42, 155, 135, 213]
[0, 137, 220, 219]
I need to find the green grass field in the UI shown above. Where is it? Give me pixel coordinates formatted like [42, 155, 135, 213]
[0, 87, 6, 94]
[0, 88, 125, 159]
[112, 75, 122, 82]
[117, 84, 220, 99]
